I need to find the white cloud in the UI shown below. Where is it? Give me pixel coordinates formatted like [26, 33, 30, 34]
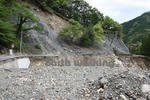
[85, 0, 150, 23]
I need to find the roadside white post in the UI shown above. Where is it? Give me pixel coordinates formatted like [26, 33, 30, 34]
[9, 49, 13, 55]
[9, 43, 14, 55]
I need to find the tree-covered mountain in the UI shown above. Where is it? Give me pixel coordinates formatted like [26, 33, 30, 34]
[122, 11, 150, 54]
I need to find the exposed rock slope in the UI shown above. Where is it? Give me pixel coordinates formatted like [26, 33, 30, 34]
[23, 5, 129, 55]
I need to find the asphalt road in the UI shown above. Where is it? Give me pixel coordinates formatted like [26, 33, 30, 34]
[0, 55, 58, 61]
[0, 56, 17, 61]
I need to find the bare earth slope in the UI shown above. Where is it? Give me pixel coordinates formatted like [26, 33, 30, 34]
[23, 5, 129, 55]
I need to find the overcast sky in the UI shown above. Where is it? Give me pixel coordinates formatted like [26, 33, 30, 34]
[85, 0, 150, 23]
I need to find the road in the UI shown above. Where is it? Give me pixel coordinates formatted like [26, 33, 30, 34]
[0, 56, 18, 61]
[0, 54, 58, 61]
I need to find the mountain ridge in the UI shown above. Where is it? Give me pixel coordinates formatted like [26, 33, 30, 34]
[122, 11, 150, 54]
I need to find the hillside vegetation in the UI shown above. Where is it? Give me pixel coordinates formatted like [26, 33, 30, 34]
[0, 0, 123, 52]
[0, 0, 42, 51]
[31, 0, 123, 46]
[122, 12, 150, 56]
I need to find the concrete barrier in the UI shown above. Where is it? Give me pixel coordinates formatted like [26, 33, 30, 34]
[0, 57, 30, 69]
[17, 58, 30, 68]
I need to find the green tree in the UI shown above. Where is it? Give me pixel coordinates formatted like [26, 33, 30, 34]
[31, 0, 104, 26]
[0, 20, 16, 47]
[80, 26, 95, 46]
[0, 1, 16, 47]
[141, 35, 150, 56]
[13, 3, 41, 37]
[103, 16, 122, 36]
[89, 8, 104, 25]
[13, 2, 43, 53]
[0, 0, 42, 49]
[80, 22, 104, 46]
[103, 16, 115, 32]
[70, 0, 103, 26]
[60, 20, 104, 46]
[79, 22, 105, 46]
[1, 0, 16, 7]
[93, 22, 104, 43]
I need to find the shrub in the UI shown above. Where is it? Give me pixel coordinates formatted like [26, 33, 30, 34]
[59, 19, 104, 46]
[79, 26, 95, 46]
[35, 43, 41, 49]
[103, 16, 123, 38]
[93, 22, 104, 43]
[59, 19, 84, 44]
[80, 22, 104, 46]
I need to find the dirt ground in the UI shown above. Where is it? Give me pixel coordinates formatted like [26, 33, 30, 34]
[0, 63, 150, 100]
